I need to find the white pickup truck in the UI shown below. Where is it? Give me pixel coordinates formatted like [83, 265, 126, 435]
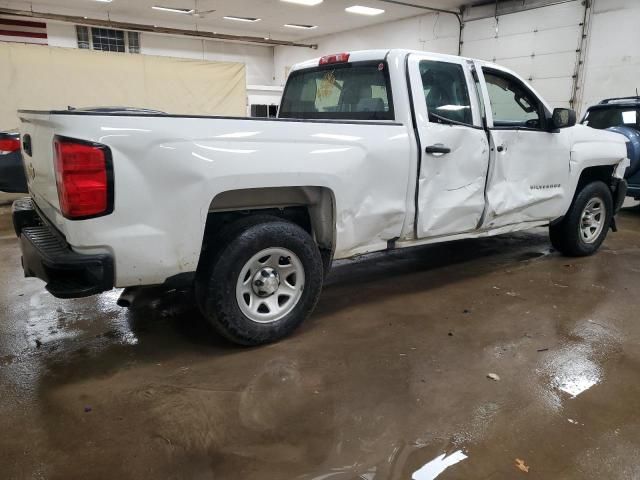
[13, 49, 629, 345]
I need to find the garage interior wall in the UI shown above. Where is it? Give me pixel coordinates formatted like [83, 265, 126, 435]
[461, 0, 585, 110]
[46, 21, 275, 86]
[579, 0, 640, 116]
[273, 11, 460, 86]
[0, 42, 246, 130]
[0, 0, 639, 123]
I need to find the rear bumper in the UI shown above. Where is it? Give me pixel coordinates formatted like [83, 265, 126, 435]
[13, 198, 114, 299]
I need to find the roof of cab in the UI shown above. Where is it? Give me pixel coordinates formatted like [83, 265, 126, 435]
[289, 49, 494, 73]
[290, 49, 391, 72]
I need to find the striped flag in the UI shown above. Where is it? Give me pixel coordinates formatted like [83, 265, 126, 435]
[0, 17, 48, 45]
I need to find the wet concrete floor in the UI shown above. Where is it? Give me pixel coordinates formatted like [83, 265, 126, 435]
[1, 203, 640, 479]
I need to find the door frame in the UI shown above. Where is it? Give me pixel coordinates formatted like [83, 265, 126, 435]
[473, 61, 569, 228]
[406, 52, 491, 239]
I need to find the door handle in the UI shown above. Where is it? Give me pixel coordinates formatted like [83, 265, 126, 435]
[425, 144, 451, 155]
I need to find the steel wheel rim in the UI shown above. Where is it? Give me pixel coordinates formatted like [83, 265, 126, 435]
[236, 247, 305, 324]
[580, 197, 606, 244]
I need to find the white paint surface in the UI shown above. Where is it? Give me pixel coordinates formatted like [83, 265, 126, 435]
[412, 450, 468, 480]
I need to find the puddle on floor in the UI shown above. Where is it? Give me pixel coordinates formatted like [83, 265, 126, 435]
[412, 450, 468, 480]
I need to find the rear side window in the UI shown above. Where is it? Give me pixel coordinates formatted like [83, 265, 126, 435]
[419, 60, 473, 125]
[279, 61, 394, 121]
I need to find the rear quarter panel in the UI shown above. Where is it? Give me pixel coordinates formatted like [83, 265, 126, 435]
[30, 114, 412, 287]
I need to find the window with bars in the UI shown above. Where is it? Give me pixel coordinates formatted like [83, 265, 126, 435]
[128, 32, 140, 54]
[76, 26, 141, 54]
[76, 25, 90, 49]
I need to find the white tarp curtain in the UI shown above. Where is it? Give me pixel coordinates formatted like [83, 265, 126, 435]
[0, 42, 246, 130]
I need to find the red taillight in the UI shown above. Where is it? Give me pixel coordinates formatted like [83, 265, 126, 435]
[53, 138, 112, 219]
[0, 137, 20, 154]
[319, 52, 350, 65]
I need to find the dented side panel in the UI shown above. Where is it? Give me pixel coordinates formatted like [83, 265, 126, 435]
[483, 129, 571, 228]
[20, 113, 413, 286]
[417, 126, 490, 236]
[559, 125, 630, 213]
[406, 53, 490, 239]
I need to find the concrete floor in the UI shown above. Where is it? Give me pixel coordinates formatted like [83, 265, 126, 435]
[1, 203, 640, 480]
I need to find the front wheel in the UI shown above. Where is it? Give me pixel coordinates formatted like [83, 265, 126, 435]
[550, 180, 613, 257]
[195, 215, 324, 346]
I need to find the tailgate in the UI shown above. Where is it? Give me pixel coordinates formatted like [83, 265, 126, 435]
[19, 112, 61, 218]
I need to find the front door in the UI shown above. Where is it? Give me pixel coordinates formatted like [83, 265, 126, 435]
[408, 54, 491, 239]
[476, 65, 570, 228]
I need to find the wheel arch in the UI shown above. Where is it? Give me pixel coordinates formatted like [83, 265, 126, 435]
[576, 165, 615, 190]
[199, 186, 336, 272]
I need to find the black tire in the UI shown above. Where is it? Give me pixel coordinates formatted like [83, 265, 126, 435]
[195, 215, 324, 346]
[550, 181, 613, 257]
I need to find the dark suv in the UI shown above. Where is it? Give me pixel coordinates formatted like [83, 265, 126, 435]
[0, 131, 27, 194]
[582, 97, 640, 199]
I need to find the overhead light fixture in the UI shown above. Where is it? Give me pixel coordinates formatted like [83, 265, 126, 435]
[224, 16, 261, 22]
[345, 5, 385, 15]
[284, 23, 318, 29]
[94, 0, 113, 3]
[152, 6, 195, 14]
[280, 0, 323, 5]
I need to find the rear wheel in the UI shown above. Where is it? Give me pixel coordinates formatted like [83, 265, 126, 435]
[550, 181, 613, 257]
[195, 215, 323, 346]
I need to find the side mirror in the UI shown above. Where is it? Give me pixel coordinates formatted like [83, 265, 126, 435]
[551, 108, 576, 130]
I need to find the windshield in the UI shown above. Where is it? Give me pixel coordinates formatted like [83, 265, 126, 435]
[582, 107, 640, 131]
[279, 61, 394, 121]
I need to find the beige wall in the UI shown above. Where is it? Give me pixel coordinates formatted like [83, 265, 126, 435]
[0, 42, 246, 130]
[0, 192, 23, 204]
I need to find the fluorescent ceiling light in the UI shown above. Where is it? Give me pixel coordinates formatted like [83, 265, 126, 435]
[345, 5, 385, 15]
[152, 6, 195, 14]
[281, 0, 323, 5]
[94, 0, 113, 3]
[284, 23, 318, 29]
[224, 16, 261, 22]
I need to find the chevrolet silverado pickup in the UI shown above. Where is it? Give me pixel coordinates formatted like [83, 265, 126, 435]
[13, 49, 629, 345]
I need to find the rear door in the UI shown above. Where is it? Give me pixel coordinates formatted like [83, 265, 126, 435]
[407, 53, 490, 238]
[476, 65, 570, 228]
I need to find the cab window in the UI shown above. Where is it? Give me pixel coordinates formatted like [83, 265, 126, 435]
[419, 60, 473, 126]
[483, 69, 544, 129]
[279, 61, 394, 121]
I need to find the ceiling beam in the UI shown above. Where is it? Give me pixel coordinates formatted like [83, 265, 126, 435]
[0, 7, 318, 49]
[375, 0, 462, 16]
